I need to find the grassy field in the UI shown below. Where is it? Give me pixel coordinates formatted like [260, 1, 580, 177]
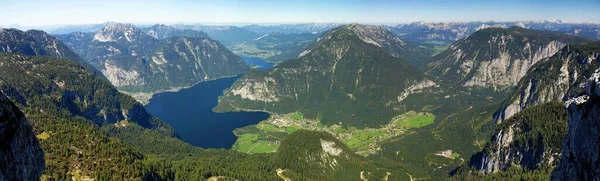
[234, 133, 279, 153]
[232, 111, 435, 154]
[289, 112, 303, 120]
[450, 152, 461, 159]
[393, 112, 436, 130]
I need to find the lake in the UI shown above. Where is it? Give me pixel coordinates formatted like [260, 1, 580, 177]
[241, 56, 275, 70]
[145, 76, 270, 148]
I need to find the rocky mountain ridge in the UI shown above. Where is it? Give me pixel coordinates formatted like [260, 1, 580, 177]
[300, 24, 428, 68]
[495, 42, 600, 121]
[141, 24, 209, 40]
[390, 21, 600, 44]
[0, 28, 102, 77]
[428, 27, 592, 91]
[551, 67, 600, 180]
[57, 23, 249, 95]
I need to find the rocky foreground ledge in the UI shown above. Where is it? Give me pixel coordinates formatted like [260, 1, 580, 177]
[0, 91, 44, 180]
[552, 69, 600, 180]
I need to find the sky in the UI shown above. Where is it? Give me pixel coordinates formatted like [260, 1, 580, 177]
[1, 0, 599, 26]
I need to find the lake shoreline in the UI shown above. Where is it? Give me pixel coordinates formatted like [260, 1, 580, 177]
[144, 76, 271, 149]
[122, 74, 244, 105]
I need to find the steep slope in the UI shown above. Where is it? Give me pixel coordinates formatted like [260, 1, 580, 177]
[428, 27, 592, 90]
[0, 28, 102, 77]
[551, 68, 600, 180]
[0, 91, 44, 181]
[216, 24, 434, 128]
[0, 53, 171, 132]
[56, 23, 249, 95]
[496, 42, 600, 121]
[471, 102, 567, 174]
[300, 24, 429, 68]
[0, 52, 176, 179]
[141, 24, 209, 39]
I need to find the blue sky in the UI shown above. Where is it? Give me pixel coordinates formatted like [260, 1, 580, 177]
[1, 0, 599, 26]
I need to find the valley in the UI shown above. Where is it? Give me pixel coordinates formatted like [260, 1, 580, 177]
[2, 2, 600, 180]
[232, 111, 435, 155]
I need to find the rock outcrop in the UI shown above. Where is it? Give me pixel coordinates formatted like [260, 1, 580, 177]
[472, 102, 567, 173]
[495, 42, 600, 122]
[0, 91, 44, 181]
[551, 68, 600, 180]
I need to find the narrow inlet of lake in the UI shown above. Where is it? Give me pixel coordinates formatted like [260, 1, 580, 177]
[145, 76, 269, 148]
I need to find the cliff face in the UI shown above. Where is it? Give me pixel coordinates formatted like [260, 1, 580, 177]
[496, 42, 600, 122]
[0, 91, 44, 181]
[428, 27, 592, 91]
[551, 68, 600, 180]
[473, 102, 567, 174]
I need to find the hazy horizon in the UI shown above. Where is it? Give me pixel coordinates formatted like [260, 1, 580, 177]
[1, 0, 599, 27]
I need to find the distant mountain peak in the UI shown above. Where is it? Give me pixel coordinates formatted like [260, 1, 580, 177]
[301, 24, 412, 59]
[94, 22, 144, 42]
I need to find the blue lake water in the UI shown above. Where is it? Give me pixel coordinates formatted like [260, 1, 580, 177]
[145, 76, 270, 148]
[241, 56, 275, 70]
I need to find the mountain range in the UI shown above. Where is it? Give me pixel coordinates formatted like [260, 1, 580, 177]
[2, 19, 600, 180]
[428, 27, 592, 91]
[55, 23, 249, 102]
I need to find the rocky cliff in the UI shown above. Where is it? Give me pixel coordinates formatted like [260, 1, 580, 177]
[428, 27, 592, 91]
[0, 91, 44, 181]
[472, 102, 567, 174]
[551, 68, 600, 180]
[496, 42, 600, 122]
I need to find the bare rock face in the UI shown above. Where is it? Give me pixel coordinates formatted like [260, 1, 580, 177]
[0, 91, 44, 181]
[473, 102, 567, 174]
[551, 68, 600, 180]
[495, 43, 600, 123]
[428, 27, 591, 91]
